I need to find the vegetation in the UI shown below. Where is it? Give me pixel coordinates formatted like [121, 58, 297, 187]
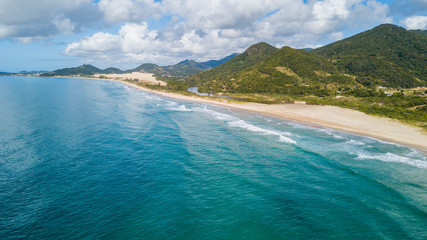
[189, 44, 355, 95]
[410, 29, 427, 36]
[41, 64, 124, 76]
[188, 42, 279, 87]
[312, 24, 427, 88]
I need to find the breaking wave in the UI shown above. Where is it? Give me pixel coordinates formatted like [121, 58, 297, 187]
[357, 152, 427, 169]
[228, 120, 296, 144]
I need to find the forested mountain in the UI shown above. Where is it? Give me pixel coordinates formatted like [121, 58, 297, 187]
[312, 24, 427, 88]
[102, 67, 124, 74]
[41, 64, 124, 76]
[188, 42, 279, 85]
[192, 45, 354, 95]
[127, 63, 167, 75]
[41, 54, 239, 78]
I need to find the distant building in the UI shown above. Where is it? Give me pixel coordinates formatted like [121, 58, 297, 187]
[384, 92, 393, 97]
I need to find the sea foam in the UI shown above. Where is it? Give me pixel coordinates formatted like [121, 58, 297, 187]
[228, 120, 296, 144]
[357, 152, 427, 169]
[169, 105, 192, 112]
[192, 106, 296, 144]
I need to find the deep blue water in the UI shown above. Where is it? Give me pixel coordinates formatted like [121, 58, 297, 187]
[1, 76, 426, 239]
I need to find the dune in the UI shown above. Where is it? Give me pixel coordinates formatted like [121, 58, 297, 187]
[94, 72, 166, 86]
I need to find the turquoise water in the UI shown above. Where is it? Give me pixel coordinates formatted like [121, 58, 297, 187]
[1, 76, 426, 239]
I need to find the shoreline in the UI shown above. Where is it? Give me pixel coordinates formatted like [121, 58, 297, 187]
[26, 75, 427, 153]
[115, 80, 427, 153]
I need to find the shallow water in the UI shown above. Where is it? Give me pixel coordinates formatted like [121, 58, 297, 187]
[1, 76, 426, 239]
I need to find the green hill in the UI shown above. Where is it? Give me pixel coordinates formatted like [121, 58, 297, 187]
[194, 45, 354, 95]
[312, 24, 427, 88]
[41, 64, 123, 76]
[188, 42, 279, 86]
[127, 63, 167, 75]
[164, 60, 208, 76]
[102, 67, 124, 74]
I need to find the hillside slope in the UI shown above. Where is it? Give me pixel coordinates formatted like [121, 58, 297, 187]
[196, 46, 354, 95]
[41, 64, 123, 76]
[312, 24, 427, 88]
[188, 42, 279, 86]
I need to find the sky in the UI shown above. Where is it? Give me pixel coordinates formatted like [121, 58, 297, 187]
[0, 0, 426, 72]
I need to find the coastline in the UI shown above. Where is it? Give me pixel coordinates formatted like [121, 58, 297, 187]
[41, 75, 427, 152]
[115, 80, 427, 153]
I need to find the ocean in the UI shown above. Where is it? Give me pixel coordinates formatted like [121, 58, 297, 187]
[1, 76, 426, 239]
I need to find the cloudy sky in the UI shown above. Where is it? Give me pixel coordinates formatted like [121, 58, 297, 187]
[0, 0, 426, 72]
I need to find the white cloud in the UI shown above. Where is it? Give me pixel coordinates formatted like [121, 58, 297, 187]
[63, 0, 396, 68]
[98, 0, 160, 23]
[161, 0, 278, 30]
[313, 0, 351, 21]
[253, 0, 391, 47]
[329, 32, 345, 41]
[65, 32, 122, 54]
[64, 22, 251, 67]
[0, 0, 99, 41]
[402, 15, 427, 29]
[53, 16, 76, 35]
[348, 0, 392, 28]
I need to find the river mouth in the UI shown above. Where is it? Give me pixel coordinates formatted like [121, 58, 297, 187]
[187, 87, 233, 99]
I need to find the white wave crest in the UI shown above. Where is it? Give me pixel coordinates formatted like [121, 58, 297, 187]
[357, 152, 427, 169]
[317, 129, 345, 139]
[143, 95, 162, 101]
[193, 107, 239, 121]
[228, 120, 296, 144]
[347, 139, 365, 146]
[169, 105, 192, 112]
[166, 101, 178, 106]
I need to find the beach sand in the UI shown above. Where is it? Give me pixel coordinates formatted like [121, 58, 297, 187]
[101, 75, 427, 152]
[94, 72, 166, 86]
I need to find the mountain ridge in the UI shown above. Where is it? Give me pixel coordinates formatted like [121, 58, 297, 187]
[41, 53, 239, 77]
[312, 24, 427, 88]
[188, 42, 279, 88]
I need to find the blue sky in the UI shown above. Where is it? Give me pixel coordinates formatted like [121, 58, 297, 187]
[0, 0, 426, 72]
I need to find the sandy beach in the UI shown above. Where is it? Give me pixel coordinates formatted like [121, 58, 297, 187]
[94, 72, 166, 86]
[103, 76, 427, 152]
